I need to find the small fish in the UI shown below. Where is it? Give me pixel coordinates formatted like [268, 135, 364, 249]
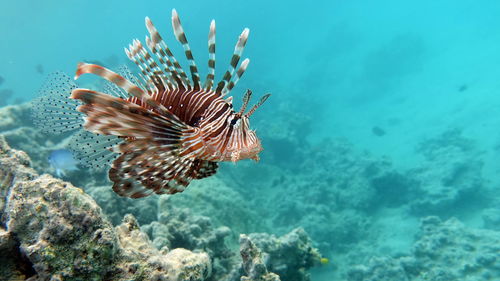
[0, 75, 4, 86]
[372, 126, 386, 136]
[48, 149, 79, 177]
[34, 9, 270, 198]
[320, 257, 329, 265]
[458, 84, 468, 92]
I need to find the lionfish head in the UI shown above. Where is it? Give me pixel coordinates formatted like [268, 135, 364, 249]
[226, 90, 270, 162]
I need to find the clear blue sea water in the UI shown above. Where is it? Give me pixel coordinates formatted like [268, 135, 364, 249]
[3, 0, 500, 280]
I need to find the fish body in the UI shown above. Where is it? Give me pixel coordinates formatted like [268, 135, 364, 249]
[35, 9, 270, 198]
[48, 149, 78, 177]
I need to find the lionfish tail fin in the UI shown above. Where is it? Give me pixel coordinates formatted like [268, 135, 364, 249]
[31, 72, 82, 134]
[245, 93, 271, 117]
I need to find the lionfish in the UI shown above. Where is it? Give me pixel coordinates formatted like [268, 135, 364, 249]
[32, 9, 270, 198]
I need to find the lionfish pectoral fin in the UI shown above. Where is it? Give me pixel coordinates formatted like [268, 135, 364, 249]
[31, 72, 82, 134]
[68, 130, 122, 171]
[70, 89, 186, 138]
[110, 140, 215, 198]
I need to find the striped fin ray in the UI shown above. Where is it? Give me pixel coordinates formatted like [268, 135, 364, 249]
[110, 139, 197, 198]
[31, 72, 83, 134]
[144, 36, 178, 89]
[172, 9, 201, 89]
[204, 20, 216, 90]
[74, 63, 171, 115]
[190, 159, 218, 179]
[216, 28, 250, 95]
[223, 58, 250, 95]
[70, 89, 186, 139]
[102, 65, 136, 99]
[125, 39, 171, 92]
[68, 130, 122, 170]
[145, 16, 191, 88]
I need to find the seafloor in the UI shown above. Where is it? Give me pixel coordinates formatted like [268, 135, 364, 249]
[1, 102, 500, 281]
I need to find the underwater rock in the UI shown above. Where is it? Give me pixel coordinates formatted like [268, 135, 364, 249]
[115, 214, 211, 281]
[409, 128, 486, 216]
[141, 200, 235, 281]
[0, 136, 117, 280]
[86, 184, 159, 226]
[241, 228, 321, 281]
[0, 136, 213, 280]
[347, 216, 500, 281]
[0, 103, 33, 132]
[239, 234, 281, 281]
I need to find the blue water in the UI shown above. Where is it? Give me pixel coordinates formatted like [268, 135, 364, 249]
[3, 0, 500, 280]
[3, 0, 500, 163]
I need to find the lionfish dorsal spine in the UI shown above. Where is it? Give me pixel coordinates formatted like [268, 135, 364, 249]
[126, 39, 168, 94]
[204, 19, 216, 91]
[143, 36, 177, 90]
[144, 16, 191, 88]
[171, 9, 201, 90]
[225, 58, 250, 95]
[216, 28, 250, 96]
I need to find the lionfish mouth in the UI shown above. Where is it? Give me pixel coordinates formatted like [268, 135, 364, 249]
[34, 9, 270, 198]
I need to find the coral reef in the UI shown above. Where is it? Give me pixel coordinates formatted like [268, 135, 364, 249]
[239, 234, 280, 281]
[0, 135, 322, 280]
[86, 184, 159, 226]
[348, 216, 500, 281]
[114, 214, 211, 281]
[0, 136, 211, 280]
[142, 200, 235, 280]
[409, 128, 486, 215]
[227, 228, 321, 281]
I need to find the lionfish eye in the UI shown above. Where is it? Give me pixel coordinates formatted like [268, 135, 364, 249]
[230, 118, 239, 126]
